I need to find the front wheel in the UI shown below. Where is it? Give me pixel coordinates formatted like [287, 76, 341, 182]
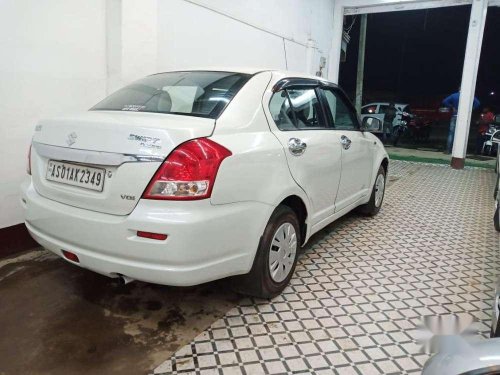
[232, 205, 300, 298]
[491, 291, 500, 337]
[392, 128, 401, 146]
[357, 166, 386, 216]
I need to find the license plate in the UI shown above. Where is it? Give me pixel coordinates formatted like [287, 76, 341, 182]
[46, 160, 105, 192]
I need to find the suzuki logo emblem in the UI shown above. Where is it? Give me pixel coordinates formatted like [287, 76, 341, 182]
[66, 132, 77, 146]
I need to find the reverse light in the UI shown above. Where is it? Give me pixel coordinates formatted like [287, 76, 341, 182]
[137, 231, 168, 240]
[27, 144, 32, 175]
[143, 138, 232, 200]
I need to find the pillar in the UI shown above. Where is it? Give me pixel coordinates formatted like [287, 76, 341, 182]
[451, 0, 488, 169]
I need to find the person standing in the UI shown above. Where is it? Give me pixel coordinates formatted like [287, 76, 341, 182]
[475, 107, 495, 154]
[383, 102, 397, 144]
[442, 90, 480, 154]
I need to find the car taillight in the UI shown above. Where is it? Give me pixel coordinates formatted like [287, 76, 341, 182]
[27, 144, 32, 175]
[142, 138, 231, 200]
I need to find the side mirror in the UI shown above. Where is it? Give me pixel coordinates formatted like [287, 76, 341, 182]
[361, 117, 382, 132]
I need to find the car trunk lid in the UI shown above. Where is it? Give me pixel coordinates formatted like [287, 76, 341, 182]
[31, 110, 215, 215]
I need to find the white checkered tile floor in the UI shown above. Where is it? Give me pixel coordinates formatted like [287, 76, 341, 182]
[154, 161, 500, 375]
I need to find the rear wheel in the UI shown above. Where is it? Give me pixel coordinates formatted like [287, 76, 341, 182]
[232, 206, 300, 298]
[357, 166, 386, 216]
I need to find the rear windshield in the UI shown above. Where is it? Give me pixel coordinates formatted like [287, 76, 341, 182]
[91, 71, 251, 119]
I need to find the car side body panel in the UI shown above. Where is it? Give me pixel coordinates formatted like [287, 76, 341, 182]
[211, 71, 313, 244]
[260, 72, 389, 239]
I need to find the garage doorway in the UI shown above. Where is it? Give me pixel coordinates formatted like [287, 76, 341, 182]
[328, 0, 500, 169]
[340, 6, 499, 165]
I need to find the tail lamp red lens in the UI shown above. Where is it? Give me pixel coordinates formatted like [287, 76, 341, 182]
[137, 231, 168, 241]
[142, 138, 231, 200]
[62, 250, 79, 263]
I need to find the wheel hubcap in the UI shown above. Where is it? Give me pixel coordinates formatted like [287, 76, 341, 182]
[374, 174, 385, 208]
[269, 223, 297, 283]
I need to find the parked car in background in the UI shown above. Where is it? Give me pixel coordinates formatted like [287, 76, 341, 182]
[361, 102, 410, 135]
[408, 98, 461, 144]
[423, 337, 500, 375]
[21, 69, 389, 298]
[412, 105, 453, 127]
[424, 281, 500, 374]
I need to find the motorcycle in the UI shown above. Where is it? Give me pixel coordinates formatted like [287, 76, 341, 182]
[392, 111, 412, 146]
[481, 123, 500, 155]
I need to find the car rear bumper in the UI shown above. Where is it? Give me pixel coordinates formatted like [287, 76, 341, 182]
[21, 179, 273, 286]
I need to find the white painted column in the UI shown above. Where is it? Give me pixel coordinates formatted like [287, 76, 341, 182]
[306, 39, 316, 76]
[121, 0, 159, 83]
[355, 14, 367, 113]
[327, 3, 344, 83]
[451, 0, 488, 169]
[105, 0, 159, 94]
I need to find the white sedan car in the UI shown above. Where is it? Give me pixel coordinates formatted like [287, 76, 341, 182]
[21, 69, 388, 298]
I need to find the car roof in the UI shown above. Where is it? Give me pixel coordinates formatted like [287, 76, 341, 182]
[152, 67, 265, 75]
[150, 68, 332, 84]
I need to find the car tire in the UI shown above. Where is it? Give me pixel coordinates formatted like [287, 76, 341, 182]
[357, 165, 386, 216]
[232, 205, 300, 299]
[494, 205, 500, 232]
[494, 177, 498, 200]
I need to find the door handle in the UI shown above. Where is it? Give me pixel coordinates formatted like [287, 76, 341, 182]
[288, 138, 307, 156]
[340, 135, 352, 150]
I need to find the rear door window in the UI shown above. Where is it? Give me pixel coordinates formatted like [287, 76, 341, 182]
[91, 71, 251, 119]
[269, 88, 326, 130]
[321, 89, 359, 130]
[287, 88, 326, 129]
[269, 91, 296, 130]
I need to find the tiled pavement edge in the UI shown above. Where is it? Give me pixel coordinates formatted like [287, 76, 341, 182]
[154, 161, 500, 375]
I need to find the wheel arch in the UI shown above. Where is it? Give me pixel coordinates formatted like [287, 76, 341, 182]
[381, 157, 389, 175]
[278, 195, 308, 246]
[368, 147, 389, 189]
